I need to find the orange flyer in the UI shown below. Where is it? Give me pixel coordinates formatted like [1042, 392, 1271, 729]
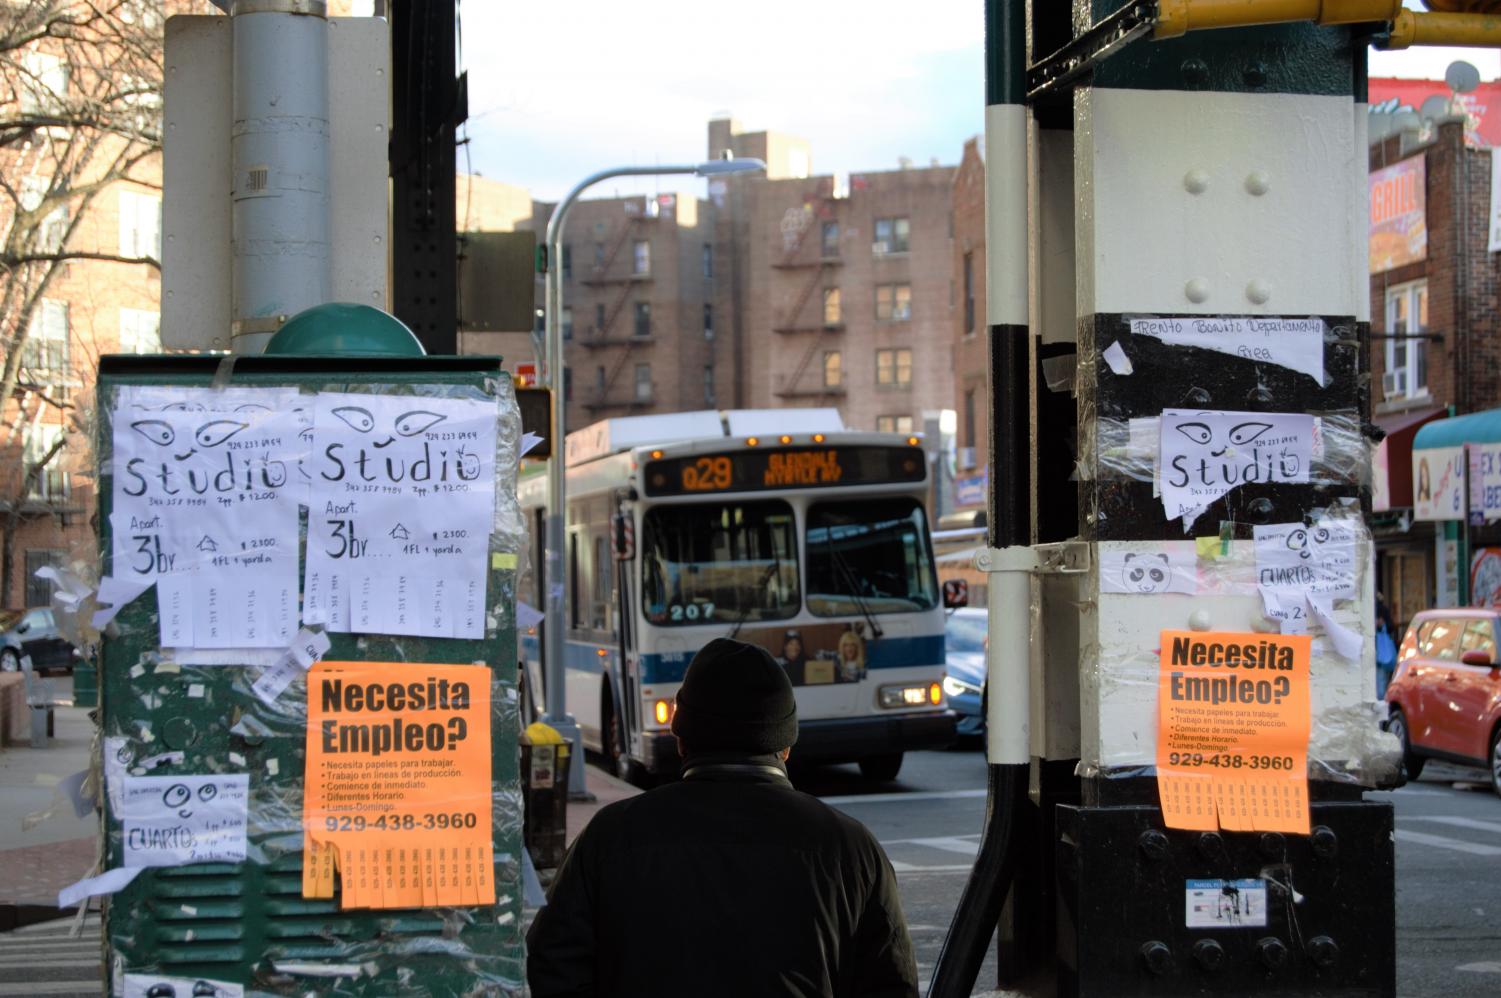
[1156, 630, 1312, 834]
[302, 661, 493, 908]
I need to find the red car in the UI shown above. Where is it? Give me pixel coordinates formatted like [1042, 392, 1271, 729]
[1385, 608, 1501, 797]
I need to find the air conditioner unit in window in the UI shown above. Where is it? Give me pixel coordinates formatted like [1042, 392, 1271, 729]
[1382, 370, 1401, 397]
[872, 241, 889, 256]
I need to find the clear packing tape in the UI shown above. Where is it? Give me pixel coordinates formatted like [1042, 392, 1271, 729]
[86, 376, 527, 996]
[1076, 500, 1403, 789]
[1082, 410, 1369, 489]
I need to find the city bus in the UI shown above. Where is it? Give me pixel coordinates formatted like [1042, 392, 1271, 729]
[518, 408, 956, 783]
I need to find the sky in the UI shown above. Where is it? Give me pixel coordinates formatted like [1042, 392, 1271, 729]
[458, 0, 1501, 203]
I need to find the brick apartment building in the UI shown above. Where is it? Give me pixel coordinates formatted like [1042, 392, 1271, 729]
[951, 138, 988, 513]
[1, 2, 178, 609]
[1368, 114, 1501, 627]
[466, 116, 966, 441]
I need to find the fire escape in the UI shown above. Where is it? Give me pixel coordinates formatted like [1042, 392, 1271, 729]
[773, 185, 845, 400]
[579, 207, 656, 413]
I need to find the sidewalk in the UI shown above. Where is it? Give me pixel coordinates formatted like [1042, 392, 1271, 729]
[0, 678, 98, 928]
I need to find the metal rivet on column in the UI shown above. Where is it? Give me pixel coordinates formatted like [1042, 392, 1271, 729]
[1184, 170, 1210, 195]
[1246, 280, 1271, 304]
[1245, 171, 1270, 196]
[1185, 278, 1210, 303]
[1189, 610, 1213, 632]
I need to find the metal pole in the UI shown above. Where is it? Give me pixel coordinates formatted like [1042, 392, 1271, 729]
[229, 0, 332, 355]
[542, 165, 715, 797]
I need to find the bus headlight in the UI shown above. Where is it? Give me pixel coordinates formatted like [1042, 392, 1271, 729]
[942, 675, 979, 698]
[879, 684, 937, 708]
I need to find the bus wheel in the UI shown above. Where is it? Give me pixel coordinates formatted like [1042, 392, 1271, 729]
[859, 753, 903, 782]
[606, 697, 642, 786]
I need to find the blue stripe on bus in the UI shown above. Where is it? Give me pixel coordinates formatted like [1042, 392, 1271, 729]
[639, 634, 944, 685]
[519, 635, 613, 674]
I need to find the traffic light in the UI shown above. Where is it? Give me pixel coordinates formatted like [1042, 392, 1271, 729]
[515, 386, 552, 459]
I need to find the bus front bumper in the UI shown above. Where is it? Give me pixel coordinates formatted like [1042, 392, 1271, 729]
[640, 709, 959, 773]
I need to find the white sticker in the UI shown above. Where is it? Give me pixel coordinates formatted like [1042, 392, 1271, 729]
[1253, 519, 1358, 600]
[1102, 340, 1134, 376]
[250, 629, 331, 706]
[1099, 544, 1199, 595]
[110, 385, 305, 649]
[1185, 879, 1268, 928]
[187, 683, 205, 699]
[303, 392, 497, 640]
[123, 974, 243, 998]
[121, 773, 248, 868]
[520, 431, 545, 457]
[91, 575, 152, 628]
[1260, 588, 1309, 635]
[1159, 410, 1314, 528]
[1308, 594, 1364, 660]
[1129, 315, 1325, 384]
[104, 736, 131, 813]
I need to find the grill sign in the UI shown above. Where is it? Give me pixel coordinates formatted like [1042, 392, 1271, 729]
[646, 446, 923, 496]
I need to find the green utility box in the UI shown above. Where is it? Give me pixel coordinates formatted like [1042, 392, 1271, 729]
[95, 352, 525, 996]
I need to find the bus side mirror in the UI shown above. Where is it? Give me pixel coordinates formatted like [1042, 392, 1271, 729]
[613, 512, 635, 561]
[943, 579, 968, 609]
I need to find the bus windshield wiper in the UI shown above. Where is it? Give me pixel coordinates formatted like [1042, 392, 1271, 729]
[825, 536, 883, 640]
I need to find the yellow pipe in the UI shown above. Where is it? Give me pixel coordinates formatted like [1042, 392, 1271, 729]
[1386, 10, 1501, 49]
[1155, 0, 1404, 39]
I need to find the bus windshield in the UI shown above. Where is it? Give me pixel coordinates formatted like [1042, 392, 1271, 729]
[806, 497, 938, 616]
[641, 501, 800, 626]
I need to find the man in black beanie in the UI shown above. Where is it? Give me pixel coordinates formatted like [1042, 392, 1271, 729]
[527, 638, 918, 997]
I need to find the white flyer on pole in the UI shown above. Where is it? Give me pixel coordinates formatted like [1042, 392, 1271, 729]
[121, 773, 248, 867]
[303, 392, 496, 639]
[1159, 410, 1314, 528]
[1253, 519, 1358, 600]
[1128, 316, 1326, 385]
[1099, 544, 1199, 595]
[110, 386, 305, 648]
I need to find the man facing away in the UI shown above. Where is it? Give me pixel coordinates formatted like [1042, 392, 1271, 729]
[526, 638, 919, 997]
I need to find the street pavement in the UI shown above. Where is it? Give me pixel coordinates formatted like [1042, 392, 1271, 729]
[5, 722, 1501, 996]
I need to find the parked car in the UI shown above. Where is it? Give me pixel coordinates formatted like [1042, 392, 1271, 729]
[1385, 608, 1501, 797]
[943, 607, 987, 739]
[0, 607, 81, 674]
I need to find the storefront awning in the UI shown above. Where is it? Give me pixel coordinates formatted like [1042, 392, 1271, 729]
[1373, 405, 1447, 511]
[1413, 406, 1501, 451]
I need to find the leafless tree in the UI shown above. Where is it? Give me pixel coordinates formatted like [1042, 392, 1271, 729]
[0, 1, 169, 605]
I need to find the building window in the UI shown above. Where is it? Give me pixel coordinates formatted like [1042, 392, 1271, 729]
[19, 51, 67, 115]
[823, 287, 841, 326]
[595, 303, 606, 334]
[635, 363, 652, 401]
[596, 366, 606, 393]
[25, 550, 64, 608]
[594, 242, 606, 270]
[563, 367, 572, 402]
[1384, 281, 1428, 400]
[702, 243, 713, 279]
[703, 303, 714, 339]
[873, 217, 910, 254]
[821, 221, 839, 258]
[704, 365, 716, 405]
[561, 243, 572, 280]
[632, 240, 650, 276]
[21, 177, 67, 253]
[876, 415, 914, 434]
[634, 301, 651, 337]
[119, 308, 161, 354]
[823, 351, 842, 388]
[876, 348, 912, 388]
[24, 424, 67, 501]
[875, 283, 911, 321]
[963, 389, 977, 462]
[22, 299, 68, 377]
[963, 252, 975, 334]
[118, 190, 161, 260]
[561, 306, 573, 341]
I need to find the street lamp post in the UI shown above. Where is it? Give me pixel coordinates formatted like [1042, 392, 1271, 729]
[542, 158, 764, 796]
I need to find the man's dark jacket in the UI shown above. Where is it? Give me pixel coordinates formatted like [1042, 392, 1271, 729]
[526, 755, 918, 997]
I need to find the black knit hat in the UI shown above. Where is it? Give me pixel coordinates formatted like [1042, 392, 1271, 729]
[670, 638, 799, 753]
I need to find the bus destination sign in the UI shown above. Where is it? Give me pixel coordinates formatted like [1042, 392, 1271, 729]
[644, 446, 925, 497]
